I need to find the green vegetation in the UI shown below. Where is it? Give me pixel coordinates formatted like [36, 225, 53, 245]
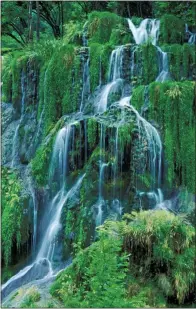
[51, 210, 195, 307]
[134, 43, 159, 85]
[159, 14, 184, 44]
[88, 11, 122, 44]
[162, 44, 195, 80]
[20, 287, 41, 308]
[31, 119, 64, 186]
[1, 168, 26, 266]
[149, 81, 195, 192]
[131, 85, 145, 110]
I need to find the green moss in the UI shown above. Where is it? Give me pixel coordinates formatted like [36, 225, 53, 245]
[162, 44, 195, 80]
[89, 43, 103, 92]
[133, 43, 159, 85]
[119, 122, 134, 151]
[131, 85, 145, 111]
[148, 81, 195, 192]
[88, 11, 122, 44]
[31, 119, 64, 187]
[141, 43, 159, 84]
[131, 81, 195, 193]
[89, 43, 113, 92]
[87, 118, 98, 149]
[160, 14, 184, 44]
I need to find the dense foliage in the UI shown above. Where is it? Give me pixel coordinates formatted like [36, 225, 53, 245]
[1, 168, 29, 266]
[51, 211, 195, 307]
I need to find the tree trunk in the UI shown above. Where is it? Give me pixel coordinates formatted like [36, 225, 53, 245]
[36, 1, 40, 41]
[28, 0, 33, 42]
[127, 2, 131, 18]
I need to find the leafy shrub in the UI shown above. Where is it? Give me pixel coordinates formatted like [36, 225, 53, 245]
[51, 210, 195, 307]
[1, 168, 23, 265]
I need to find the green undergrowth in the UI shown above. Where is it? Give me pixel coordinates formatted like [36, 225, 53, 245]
[131, 81, 195, 193]
[162, 44, 196, 80]
[89, 43, 113, 92]
[51, 210, 195, 307]
[1, 168, 28, 266]
[88, 11, 123, 44]
[148, 81, 195, 192]
[20, 287, 41, 308]
[131, 85, 145, 111]
[134, 43, 159, 85]
[31, 118, 64, 187]
[159, 14, 184, 44]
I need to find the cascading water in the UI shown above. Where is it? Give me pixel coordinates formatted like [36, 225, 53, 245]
[127, 17, 170, 83]
[80, 54, 90, 112]
[108, 46, 124, 81]
[95, 124, 107, 226]
[96, 46, 124, 113]
[185, 24, 196, 44]
[127, 18, 160, 45]
[156, 47, 170, 82]
[2, 125, 86, 299]
[27, 176, 37, 253]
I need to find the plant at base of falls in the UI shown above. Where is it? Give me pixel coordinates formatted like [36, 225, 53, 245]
[121, 211, 195, 305]
[20, 287, 41, 308]
[51, 228, 129, 308]
[51, 210, 195, 307]
[1, 168, 23, 266]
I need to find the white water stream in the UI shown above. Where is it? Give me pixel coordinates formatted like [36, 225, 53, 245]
[2, 126, 86, 298]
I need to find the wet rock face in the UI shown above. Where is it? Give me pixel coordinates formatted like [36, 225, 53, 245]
[18, 112, 37, 164]
[1, 102, 17, 133]
[121, 44, 132, 81]
[25, 61, 39, 107]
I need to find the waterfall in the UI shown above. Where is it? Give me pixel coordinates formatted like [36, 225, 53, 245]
[82, 21, 88, 47]
[96, 46, 124, 113]
[108, 46, 124, 82]
[2, 125, 86, 298]
[113, 127, 119, 195]
[96, 79, 122, 113]
[127, 18, 160, 45]
[80, 54, 90, 112]
[49, 126, 71, 189]
[96, 124, 106, 226]
[185, 24, 196, 44]
[28, 178, 37, 253]
[156, 47, 170, 82]
[11, 71, 26, 167]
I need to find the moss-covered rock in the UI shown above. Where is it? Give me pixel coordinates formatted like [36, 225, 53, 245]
[159, 14, 184, 44]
